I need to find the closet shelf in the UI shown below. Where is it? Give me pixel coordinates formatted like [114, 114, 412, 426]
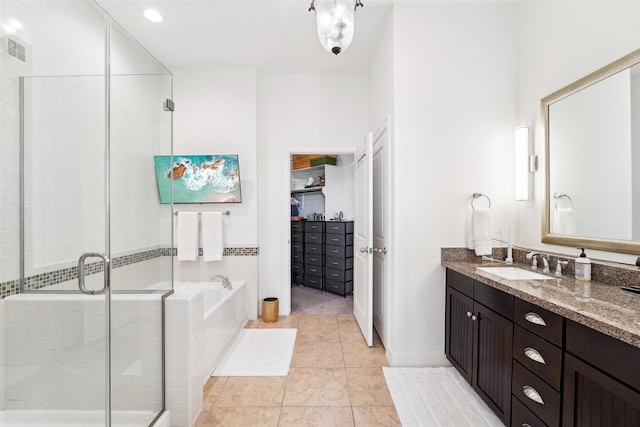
[291, 187, 324, 194]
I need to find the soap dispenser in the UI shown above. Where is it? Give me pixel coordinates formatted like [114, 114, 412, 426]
[575, 248, 591, 281]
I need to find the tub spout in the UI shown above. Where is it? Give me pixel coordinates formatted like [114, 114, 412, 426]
[210, 274, 232, 290]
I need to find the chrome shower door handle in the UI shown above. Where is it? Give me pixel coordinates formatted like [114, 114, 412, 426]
[78, 252, 110, 295]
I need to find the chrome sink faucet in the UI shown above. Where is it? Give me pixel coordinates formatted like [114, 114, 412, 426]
[210, 274, 232, 290]
[526, 252, 550, 273]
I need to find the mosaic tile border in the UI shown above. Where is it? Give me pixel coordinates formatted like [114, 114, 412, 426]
[0, 246, 260, 299]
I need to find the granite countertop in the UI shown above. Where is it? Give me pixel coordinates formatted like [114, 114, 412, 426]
[442, 258, 640, 349]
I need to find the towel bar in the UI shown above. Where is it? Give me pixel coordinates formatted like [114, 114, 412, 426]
[174, 211, 230, 216]
[553, 193, 573, 209]
[471, 193, 491, 209]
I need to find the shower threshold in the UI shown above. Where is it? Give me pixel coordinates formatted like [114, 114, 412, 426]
[0, 409, 169, 427]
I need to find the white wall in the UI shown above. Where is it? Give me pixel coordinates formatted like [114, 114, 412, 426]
[516, 1, 640, 264]
[387, 3, 518, 365]
[257, 73, 368, 314]
[171, 67, 259, 318]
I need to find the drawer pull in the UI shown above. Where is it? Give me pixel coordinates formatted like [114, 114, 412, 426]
[525, 312, 547, 326]
[522, 424, 532, 427]
[331, 273, 338, 277]
[310, 257, 317, 262]
[523, 385, 544, 405]
[466, 311, 472, 317]
[331, 261, 338, 265]
[331, 250, 339, 253]
[332, 238, 339, 241]
[524, 347, 546, 364]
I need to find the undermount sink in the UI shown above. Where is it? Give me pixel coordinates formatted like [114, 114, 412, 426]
[476, 266, 551, 281]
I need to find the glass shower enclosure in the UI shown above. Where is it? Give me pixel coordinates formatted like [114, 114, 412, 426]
[0, 1, 173, 426]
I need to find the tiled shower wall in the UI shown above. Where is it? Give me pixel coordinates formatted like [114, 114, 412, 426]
[0, 247, 260, 299]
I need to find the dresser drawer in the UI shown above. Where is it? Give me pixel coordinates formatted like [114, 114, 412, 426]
[305, 243, 325, 255]
[325, 221, 354, 234]
[304, 276, 323, 290]
[305, 232, 325, 244]
[291, 232, 304, 242]
[511, 395, 547, 427]
[513, 325, 562, 390]
[291, 252, 304, 263]
[325, 245, 353, 258]
[305, 254, 324, 266]
[304, 221, 325, 233]
[291, 262, 304, 273]
[474, 281, 513, 320]
[291, 221, 304, 232]
[514, 299, 564, 347]
[304, 264, 323, 277]
[512, 361, 561, 427]
[326, 233, 353, 246]
[325, 256, 353, 270]
[325, 279, 352, 295]
[325, 267, 353, 283]
[291, 242, 304, 253]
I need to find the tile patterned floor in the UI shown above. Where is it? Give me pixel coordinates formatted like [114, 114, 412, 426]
[195, 314, 401, 426]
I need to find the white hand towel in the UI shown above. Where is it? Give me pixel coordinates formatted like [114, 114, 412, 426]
[471, 208, 492, 256]
[553, 207, 576, 235]
[177, 212, 199, 261]
[202, 211, 223, 262]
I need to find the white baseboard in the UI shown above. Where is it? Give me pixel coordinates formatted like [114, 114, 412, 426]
[386, 348, 451, 367]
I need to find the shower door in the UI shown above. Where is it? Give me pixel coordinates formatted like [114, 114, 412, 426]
[6, 1, 173, 426]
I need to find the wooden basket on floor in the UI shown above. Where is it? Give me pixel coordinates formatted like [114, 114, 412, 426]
[262, 297, 279, 323]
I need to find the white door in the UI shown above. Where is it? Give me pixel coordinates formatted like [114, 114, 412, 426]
[354, 133, 374, 346]
[372, 116, 391, 347]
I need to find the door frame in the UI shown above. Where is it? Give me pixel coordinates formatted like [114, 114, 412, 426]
[281, 146, 357, 315]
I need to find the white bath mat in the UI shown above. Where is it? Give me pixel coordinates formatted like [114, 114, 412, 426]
[212, 329, 297, 377]
[383, 366, 504, 427]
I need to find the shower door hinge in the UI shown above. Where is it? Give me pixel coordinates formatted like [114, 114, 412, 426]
[164, 99, 175, 112]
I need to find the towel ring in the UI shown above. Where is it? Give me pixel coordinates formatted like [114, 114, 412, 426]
[553, 192, 573, 209]
[471, 193, 491, 209]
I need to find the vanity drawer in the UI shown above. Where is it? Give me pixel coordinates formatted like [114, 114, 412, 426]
[305, 232, 325, 244]
[304, 221, 325, 233]
[304, 264, 323, 278]
[446, 269, 473, 298]
[326, 221, 354, 234]
[326, 233, 353, 247]
[291, 221, 304, 232]
[513, 325, 562, 390]
[326, 245, 353, 258]
[305, 243, 325, 255]
[325, 256, 353, 271]
[325, 267, 353, 283]
[512, 361, 561, 427]
[291, 231, 304, 242]
[511, 395, 547, 427]
[304, 276, 323, 290]
[474, 281, 513, 320]
[305, 254, 324, 266]
[514, 299, 564, 347]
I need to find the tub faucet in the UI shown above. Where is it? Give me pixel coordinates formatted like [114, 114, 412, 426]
[210, 274, 232, 290]
[526, 252, 549, 273]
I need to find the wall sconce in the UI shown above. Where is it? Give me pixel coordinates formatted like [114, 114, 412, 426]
[514, 126, 537, 201]
[309, 0, 363, 55]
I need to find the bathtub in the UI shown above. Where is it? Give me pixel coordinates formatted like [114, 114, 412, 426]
[164, 280, 247, 427]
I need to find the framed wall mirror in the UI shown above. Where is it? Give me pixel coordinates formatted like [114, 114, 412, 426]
[542, 48, 640, 254]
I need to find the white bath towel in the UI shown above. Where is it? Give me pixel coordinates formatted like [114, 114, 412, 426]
[177, 212, 199, 261]
[202, 211, 223, 262]
[553, 207, 576, 235]
[471, 208, 492, 256]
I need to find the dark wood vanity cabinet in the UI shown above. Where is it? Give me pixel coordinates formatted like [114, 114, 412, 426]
[563, 320, 640, 427]
[445, 269, 514, 425]
[445, 267, 640, 427]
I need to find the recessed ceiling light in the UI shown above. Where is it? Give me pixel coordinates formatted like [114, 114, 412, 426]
[143, 9, 163, 23]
